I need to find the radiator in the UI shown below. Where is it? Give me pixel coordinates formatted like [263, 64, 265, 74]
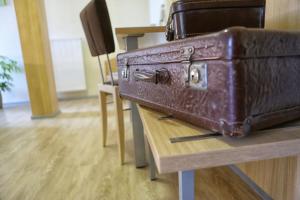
[50, 38, 86, 93]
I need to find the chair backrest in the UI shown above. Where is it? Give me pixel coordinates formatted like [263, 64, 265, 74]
[80, 0, 115, 57]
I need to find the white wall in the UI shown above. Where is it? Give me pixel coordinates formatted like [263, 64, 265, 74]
[0, 1, 29, 104]
[44, 0, 152, 97]
[143, 0, 171, 49]
[0, 0, 168, 103]
[149, 0, 165, 25]
[149, 0, 171, 25]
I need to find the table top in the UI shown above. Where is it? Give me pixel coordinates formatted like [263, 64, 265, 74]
[115, 26, 165, 50]
[138, 105, 300, 174]
[115, 26, 165, 37]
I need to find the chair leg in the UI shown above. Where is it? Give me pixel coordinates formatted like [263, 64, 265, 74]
[98, 90, 108, 147]
[113, 87, 125, 165]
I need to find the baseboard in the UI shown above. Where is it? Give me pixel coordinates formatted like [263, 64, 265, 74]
[31, 110, 61, 120]
[58, 95, 98, 101]
[3, 101, 30, 108]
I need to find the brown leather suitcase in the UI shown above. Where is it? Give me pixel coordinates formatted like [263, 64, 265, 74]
[118, 27, 300, 137]
[166, 0, 266, 41]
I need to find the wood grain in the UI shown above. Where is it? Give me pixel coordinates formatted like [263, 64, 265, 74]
[104, 57, 117, 77]
[115, 26, 165, 37]
[98, 90, 108, 147]
[140, 106, 300, 199]
[265, 0, 300, 30]
[14, 0, 59, 117]
[98, 84, 125, 164]
[238, 157, 297, 200]
[112, 86, 125, 165]
[138, 106, 300, 174]
[0, 98, 262, 200]
[294, 155, 300, 200]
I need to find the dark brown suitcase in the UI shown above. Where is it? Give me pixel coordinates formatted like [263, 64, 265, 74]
[118, 27, 300, 137]
[166, 0, 266, 41]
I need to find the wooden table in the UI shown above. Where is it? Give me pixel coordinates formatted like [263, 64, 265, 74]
[115, 26, 165, 168]
[115, 26, 165, 50]
[138, 105, 300, 200]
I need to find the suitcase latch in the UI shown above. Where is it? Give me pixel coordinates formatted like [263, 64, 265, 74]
[188, 62, 208, 90]
[121, 58, 130, 80]
[181, 47, 207, 90]
[181, 46, 195, 83]
[121, 67, 129, 80]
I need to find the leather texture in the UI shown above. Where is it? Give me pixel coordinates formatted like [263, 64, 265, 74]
[118, 27, 300, 137]
[166, 0, 265, 41]
[80, 0, 115, 56]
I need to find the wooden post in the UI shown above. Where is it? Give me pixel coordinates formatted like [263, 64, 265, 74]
[265, 0, 300, 30]
[293, 155, 300, 200]
[14, 0, 59, 118]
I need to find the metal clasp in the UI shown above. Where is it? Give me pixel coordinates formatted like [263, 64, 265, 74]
[180, 47, 208, 90]
[189, 62, 208, 90]
[180, 46, 195, 59]
[121, 58, 130, 80]
[121, 67, 129, 80]
[180, 46, 195, 83]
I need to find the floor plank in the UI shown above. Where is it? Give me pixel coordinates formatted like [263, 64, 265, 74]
[0, 98, 261, 200]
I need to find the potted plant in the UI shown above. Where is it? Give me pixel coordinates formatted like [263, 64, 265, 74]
[0, 0, 7, 6]
[0, 56, 21, 109]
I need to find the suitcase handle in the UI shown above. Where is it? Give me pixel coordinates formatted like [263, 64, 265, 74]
[133, 69, 170, 84]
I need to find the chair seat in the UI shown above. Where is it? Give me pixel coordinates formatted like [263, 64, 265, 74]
[104, 80, 119, 86]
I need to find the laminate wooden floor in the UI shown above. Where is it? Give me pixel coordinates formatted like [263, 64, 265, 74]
[0, 98, 261, 200]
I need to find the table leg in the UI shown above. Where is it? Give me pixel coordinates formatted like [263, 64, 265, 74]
[146, 138, 157, 181]
[125, 36, 139, 51]
[131, 102, 147, 168]
[125, 36, 147, 168]
[179, 170, 195, 200]
[124, 36, 147, 168]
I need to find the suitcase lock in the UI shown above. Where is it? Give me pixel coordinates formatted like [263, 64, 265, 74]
[190, 68, 201, 84]
[188, 62, 208, 90]
[181, 46, 207, 90]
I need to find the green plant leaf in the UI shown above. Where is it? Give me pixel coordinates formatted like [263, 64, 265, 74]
[0, 56, 22, 92]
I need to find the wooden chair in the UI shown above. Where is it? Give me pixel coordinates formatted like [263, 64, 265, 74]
[80, 0, 125, 164]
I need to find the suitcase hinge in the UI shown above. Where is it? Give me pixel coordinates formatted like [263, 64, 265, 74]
[181, 46, 195, 83]
[181, 46, 195, 61]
